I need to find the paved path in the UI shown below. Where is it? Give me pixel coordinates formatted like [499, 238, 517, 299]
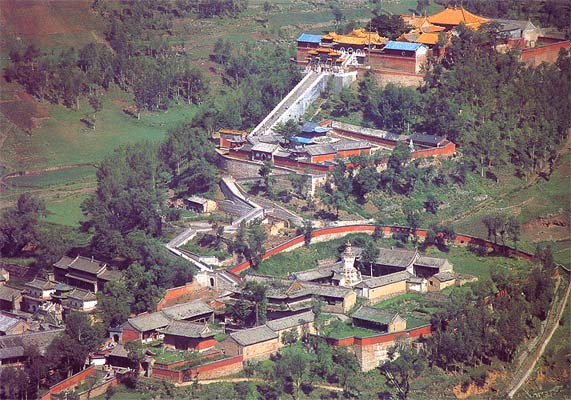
[506, 271, 570, 398]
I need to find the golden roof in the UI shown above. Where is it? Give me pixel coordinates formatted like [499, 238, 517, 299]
[219, 129, 246, 135]
[427, 6, 489, 28]
[324, 29, 387, 46]
[415, 32, 440, 45]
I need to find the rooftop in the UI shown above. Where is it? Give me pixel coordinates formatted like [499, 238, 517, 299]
[266, 311, 314, 332]
[355, 246, 417, 268]
[26, 278, 54, 291]
[67, 289, 97, 302]
[305, 143, 336, 156]
[127, 312, 171, 333]
[383, 41, 427, 52]
[433, 271, 456, 282]
[407, 133, 447, 146]
[0, 329, 64, 357]
[230, 325, 278, 346]
[161, 300, 213, 320]
[331, 140, 371, 152]
[297, 33, 322, 44]
[68, 256, 107, 275]
[352, 306, 401, 325]
[251, 142, 279, 153]
[0, 286, 22, 302]
[358, 270, 412, 289]
[0, 313, 23, 332]
[415, 256, 449, 269]
[159, 320, 217, 338]
[427, 6, 490, 28]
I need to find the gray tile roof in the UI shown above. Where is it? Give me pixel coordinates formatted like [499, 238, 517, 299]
[433, 271, 455, 282]
[0, 329, 64, 357]
[67, 289, 97, 302]
[305, 144, 336, 156]
[26, 278, 54, 291]
[99, 269, 122, 282]
[109, 344, 129, 358]
[53, 255, 75, 270]
[128, 312, 171, 333]
[359, 271, 412, 289]
[407, 133, 446, 147]
[355, 247, 417, 268]
[266, 311, 314, 332]
[243, 276, 351, 300]
[292, 266, 335, 281]
[331, 120, 403, 142]
[352, 306, 400, 325]
[415, 256, 449, 269]
[0, 313, 22, 332]
[0, 286, 22, 302]
[230, 325, 278, 346]
[0, 346, 25, 359]
[251, 143, 279, 153]
[331, 140, 371, 152]
[161, 300, 213, 320]
[305, 283, 353, 299]
[68, 256, 107, 275]
[159, 321, 218, 338]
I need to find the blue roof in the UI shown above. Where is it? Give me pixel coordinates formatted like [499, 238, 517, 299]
[292, 136, 314, 144]
[301, 122, 331, 134]
[297, 33, 322, 44]
[383, 41, 427, 52]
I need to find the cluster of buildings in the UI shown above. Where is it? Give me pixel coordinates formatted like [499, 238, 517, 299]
[219, 119, 456, 175]
[297, 5, 565, 75]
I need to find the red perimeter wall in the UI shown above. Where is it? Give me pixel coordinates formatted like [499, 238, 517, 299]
[521, 40, 570, 67]
[156, 282, 195, 311]
[41, 367, 97, 400]
[227, 224, 535, 275]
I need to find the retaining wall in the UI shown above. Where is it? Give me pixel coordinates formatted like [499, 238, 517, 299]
[156, 282, 196, 311]
[152, 355, 244, 383]
[520, 39, 570, 67]
[40, 366, 97, 400]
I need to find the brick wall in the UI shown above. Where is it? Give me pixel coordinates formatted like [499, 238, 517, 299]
[521, 40, 570, 67]
[194, 355, 243, 380]
[243, 338, 280, 361]
[78, 378, 118, 400]
[152, 367, 182, 382]
[121, 327, 141, 343]
[156, 282, 195, 311]
[411, 141, 456, 159]
[41, 366, 97, 400]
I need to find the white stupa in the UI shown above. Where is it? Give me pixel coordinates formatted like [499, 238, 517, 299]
[339, 241, 362, 287]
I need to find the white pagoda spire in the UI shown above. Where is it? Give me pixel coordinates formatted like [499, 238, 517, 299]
[340, 241, 362, 287]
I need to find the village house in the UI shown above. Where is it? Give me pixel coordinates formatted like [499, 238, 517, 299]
[220, 325, 279, 361]
[158, 321, 219, 352]
[65, 289, 98, 312]
[22, 278, 55, 313]
[0, 312, 28, 336]
[121, 312, 171, 344]
[356, 271, 412, 303]
[53, 255, 122, 294]
[427, 271, 456, 292]
[265, 310, 316, 344]
[117, 300, 214, 344]
[0, 286, 22, 313]
[351, 307, 406, 333]
[185, 196, 217, 214]
[0, 328, 63, 367]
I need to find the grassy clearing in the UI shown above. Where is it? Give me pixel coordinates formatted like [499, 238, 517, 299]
[43, 192, 89, 227]
[255, 233, 370, 276]
[2, 89, 198, 170]
[321, 319, 379, 339]
[6, 166, 96, 188]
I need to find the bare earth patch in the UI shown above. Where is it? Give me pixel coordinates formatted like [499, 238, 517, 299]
[522, 212, 571, 243]
[453, 370, 500, 399]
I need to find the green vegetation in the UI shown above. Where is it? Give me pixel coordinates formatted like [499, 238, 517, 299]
[321, 319, 379, 339]
[256, 233, 370, 276]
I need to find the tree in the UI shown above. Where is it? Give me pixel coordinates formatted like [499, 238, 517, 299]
[0, 193, 46, 256]
[353, 166, 380, 198]
[302, 219, 313, 246]
[370, 15, 411, 40]
[424, 193, 440, 214]
[380, 339, 427, 400]
[289, 173, 309, 199]
[258, 160, 274, 195]
[242, 281, 268, 326]
[281, 328, 299, 345]
[247, 221, 267, 268]
[275, 345, 314, 400]
[361, 238, 378, 277]
[97, 280, 133, 329]
[88, 95, 102, 130]
[273, 119, 300, 147]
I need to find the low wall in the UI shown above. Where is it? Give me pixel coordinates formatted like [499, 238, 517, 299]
[78, 377, 119, 400]
[156, 282, 196, 311]
[521, 40, 570, 67]
[227, 224, 535, 275]
[152, 355, 244, 383]
[411, 142, 456, 159]
[41, 366, 96, 400]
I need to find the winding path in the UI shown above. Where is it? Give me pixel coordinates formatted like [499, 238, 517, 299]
[506, 269, 571, 398]
[175, 377, 343, 392]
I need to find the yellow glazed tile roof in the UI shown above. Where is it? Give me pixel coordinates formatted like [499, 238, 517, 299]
[428, 6, 489, 27]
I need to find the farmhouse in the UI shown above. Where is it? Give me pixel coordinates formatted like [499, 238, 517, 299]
[22, 278, 55, 313]
[220, 325, 279, 361]
[427, 271, 456, 292]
